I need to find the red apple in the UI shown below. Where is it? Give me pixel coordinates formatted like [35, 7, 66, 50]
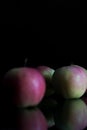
[18, 108, 48, 130]
[37, 66, 55, 96]
[52, 65, 87, 99]
[3, 67, 46, 107]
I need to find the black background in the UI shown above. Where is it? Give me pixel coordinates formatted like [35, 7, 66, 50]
[0, 1, 87, 129]
[0, 1, 87, 75]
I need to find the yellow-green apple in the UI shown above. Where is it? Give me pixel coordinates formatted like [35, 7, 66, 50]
[52, 65, 87, 99]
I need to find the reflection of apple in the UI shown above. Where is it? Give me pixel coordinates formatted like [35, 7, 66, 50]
[82, 97, 87, 105]
[37, 66, 55, 96]
[18, 108, 48, 130]
[54, 99, 87, 130]
[3, 67, 46, 107]
[44, 109, 55, 128]
[52, 65, 87, 99]
[85, 89, 87, 95]
[39, 98, 57, 128]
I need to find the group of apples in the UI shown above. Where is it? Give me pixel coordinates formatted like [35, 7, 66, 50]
[3, 64, 87, 107]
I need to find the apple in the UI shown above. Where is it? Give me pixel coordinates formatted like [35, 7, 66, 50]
[85, 69, 87, 93]
[18, 108, 48, 130]
[54, 99, 87, 130]
[37, 66, 55, 96]
[3, 67, 46, 107]
[52, 65, 87, 99]
[37, 66, 55, 84]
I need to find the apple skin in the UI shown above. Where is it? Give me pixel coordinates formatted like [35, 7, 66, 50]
[3, 67, 46, 107]
[52, 65, 87, 99]
[37, 66, 55, 96]
[37, 66, 55, 84]
[54, 99, 87, 130]
[84, 69, 87, 94]
[18, 108, 48, 130]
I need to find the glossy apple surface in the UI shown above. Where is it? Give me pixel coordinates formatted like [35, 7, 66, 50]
[3, 67, 46, 107]
[52, 65, 87, 98]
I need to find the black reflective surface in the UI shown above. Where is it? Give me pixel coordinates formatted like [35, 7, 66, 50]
[0, 91, 87, 130]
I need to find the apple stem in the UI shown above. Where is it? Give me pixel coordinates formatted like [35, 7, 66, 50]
[24, 58, 28, 66]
